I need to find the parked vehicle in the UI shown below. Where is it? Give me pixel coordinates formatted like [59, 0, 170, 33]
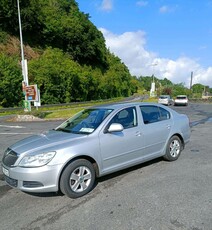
[1, 102, 190, 198]
[174, 95, 188, 106]
[158, 95, 173, 106]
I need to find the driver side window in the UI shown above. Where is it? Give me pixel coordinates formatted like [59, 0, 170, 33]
[109, 107, 137, 129]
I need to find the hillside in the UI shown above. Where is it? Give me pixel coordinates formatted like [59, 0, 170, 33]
[0, 0, 138, 107]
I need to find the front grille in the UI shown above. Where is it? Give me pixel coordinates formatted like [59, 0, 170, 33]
[4, 175, 18, 187]
[2, 148, 18, 167]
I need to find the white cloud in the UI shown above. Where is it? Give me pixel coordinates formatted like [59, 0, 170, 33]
[100, 0, 113, 11]
[159, 5, 170, 13]
[159, 5, 177, 14]
[100, 28, 212, 87]
[136, 1, 148, 7]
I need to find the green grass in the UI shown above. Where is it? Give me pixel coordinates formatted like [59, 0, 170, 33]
[0, 95, 161, 120]
[44, 108, 83, 119]
[0, 97, 125, 119]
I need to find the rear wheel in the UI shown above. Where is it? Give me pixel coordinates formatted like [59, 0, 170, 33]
[163, 136, 182, 161]
[60, 159, 95, 198]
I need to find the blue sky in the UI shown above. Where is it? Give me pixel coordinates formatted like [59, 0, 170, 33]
[77, 0, 212, 87]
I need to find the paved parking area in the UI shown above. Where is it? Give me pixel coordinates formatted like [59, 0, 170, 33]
[0, 103, 212, 230]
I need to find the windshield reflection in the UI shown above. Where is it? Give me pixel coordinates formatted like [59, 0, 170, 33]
[55, 108, 113, 134]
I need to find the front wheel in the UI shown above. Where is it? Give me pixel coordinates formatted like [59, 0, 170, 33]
[60, 159, 96, 198]
[163, 136, 182, 161]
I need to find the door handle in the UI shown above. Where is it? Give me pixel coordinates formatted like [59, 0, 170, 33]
[135, 131, 142, 136]
[166, 125, 171, 129]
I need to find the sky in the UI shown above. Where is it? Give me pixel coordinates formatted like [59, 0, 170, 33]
[76, 0, 212, 88]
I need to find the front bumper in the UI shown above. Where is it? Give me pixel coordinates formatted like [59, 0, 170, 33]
[1, 163, 63, 193]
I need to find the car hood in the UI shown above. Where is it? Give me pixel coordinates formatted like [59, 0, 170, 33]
[9, 130, 88, 155]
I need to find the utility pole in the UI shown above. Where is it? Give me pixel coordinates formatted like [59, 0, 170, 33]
[190, 71, 193, 97]
[17, 0, 31, 111]
[190, 71, 193, 90]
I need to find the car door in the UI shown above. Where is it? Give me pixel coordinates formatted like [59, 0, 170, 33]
[140, 105, 172, 157]
[98, 106, 145, 174]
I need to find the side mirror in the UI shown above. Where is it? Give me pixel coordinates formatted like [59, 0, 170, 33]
[107, 123, 124, 133]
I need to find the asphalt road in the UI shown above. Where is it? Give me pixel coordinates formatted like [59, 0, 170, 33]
[0, 103, 212, 230]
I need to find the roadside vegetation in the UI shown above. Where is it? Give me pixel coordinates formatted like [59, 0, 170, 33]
[0, 0, 211, 119]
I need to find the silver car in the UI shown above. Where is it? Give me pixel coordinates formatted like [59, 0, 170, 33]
[1, 102, 190, 198]
[158, 95, 173, 106]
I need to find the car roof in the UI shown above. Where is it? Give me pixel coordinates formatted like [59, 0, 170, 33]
[92, 102, 167, 110]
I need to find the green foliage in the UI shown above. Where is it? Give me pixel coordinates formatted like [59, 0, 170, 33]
[162, 87, 172, 95]
[139, 76, 194, 97]
[2, 0, 210, 108]
[171, 83, 191, 97]
[192, 83, 205, 93]
[28, 48, 134, 104]
[159, 78, 173, 86]
[0, 30, 9, 43]
[138, 76, 153, 91]
[29, 48, 82, 104]
[0, 0, 108, 69]
[0, 53, 23, 107]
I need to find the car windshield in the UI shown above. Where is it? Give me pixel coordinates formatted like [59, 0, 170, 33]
[159, 95, 169, 99]
[55, 108, 113, 134]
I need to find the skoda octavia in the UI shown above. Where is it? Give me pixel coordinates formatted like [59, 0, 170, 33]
[1, 102, 190, 198]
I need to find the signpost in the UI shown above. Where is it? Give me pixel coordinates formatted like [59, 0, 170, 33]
[25, 85, 38, 101]
[34, 89, 41, 110]
[18, 0, 40, 112]
[22, 83, 40, 111]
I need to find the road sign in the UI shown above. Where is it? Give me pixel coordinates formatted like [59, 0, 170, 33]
[25, 84, 38, 101]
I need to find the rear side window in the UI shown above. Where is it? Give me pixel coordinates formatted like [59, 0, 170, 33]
[140, 106, 170, 124]
[159, 107, 170, 120]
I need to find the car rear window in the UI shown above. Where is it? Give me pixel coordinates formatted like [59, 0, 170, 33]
[176, 96, 187, 99]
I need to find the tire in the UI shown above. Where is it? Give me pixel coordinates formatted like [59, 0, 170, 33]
[163, 136, 182, 161]
[60, 159, 95, 198]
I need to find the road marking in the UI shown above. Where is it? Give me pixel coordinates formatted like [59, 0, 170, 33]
[0, 125, 25, 129]
[0, 133, 34, 135]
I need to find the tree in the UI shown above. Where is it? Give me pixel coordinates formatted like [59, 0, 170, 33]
[192, 83, 205, 93]
[29, 48, 83, 104]
[172, 83, 190, 97]
[138, 76, 153, 91]
[0, 53, 23, 107]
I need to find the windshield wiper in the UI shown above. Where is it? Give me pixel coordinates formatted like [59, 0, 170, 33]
[55, 128, 70, 133]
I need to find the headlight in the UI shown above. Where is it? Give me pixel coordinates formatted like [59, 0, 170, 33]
[19, 151, 56, 167]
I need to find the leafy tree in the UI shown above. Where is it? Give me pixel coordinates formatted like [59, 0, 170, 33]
[192, 83, 205, 93]
[162, 87, 172, 95]
[172, 83, 190, 97]
[29, 48, 83, 104]
[102, 53, 133, 98]
[159, 78, 173, 87]
[0, 53, 23, 107]
[138, 76, 153, 91]
[0, 0, 108, 69]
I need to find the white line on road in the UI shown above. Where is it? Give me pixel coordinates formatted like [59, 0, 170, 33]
[0, 133, 34, 135]
[0, 125, 26, 129]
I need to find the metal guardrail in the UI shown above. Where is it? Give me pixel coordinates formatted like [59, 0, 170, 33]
[0, 101, 98, 113]
[0, 96, 148, 113]
[0, 97, 137, 113]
